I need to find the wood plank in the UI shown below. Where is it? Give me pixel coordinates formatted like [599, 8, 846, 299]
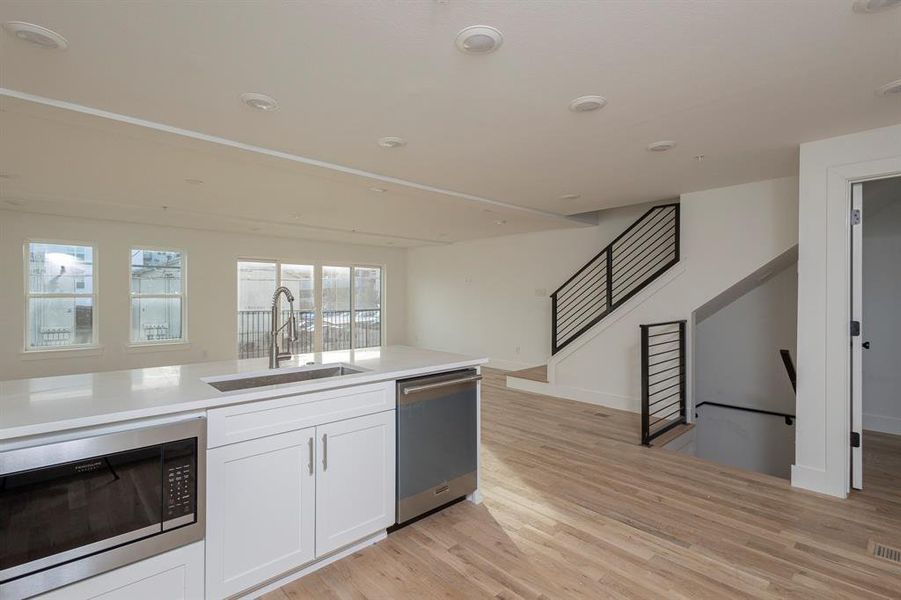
[265, 368, 901, 599]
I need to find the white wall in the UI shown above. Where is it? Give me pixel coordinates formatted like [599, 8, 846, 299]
[795, 123, 901, 498]
[405, 203, 655, 371]
[0, 210, 406, 380]
[549, 177, 799, 411]
[694, 262, 797, 416]
[695, 405, 795, 479]
[862, 179, 901, 435]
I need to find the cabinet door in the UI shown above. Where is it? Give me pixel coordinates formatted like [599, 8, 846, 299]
[206, 428, 315, 599]
[316, 411, 396, 556]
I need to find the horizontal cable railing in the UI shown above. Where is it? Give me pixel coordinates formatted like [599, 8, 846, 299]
[237, 309, 382, 359]
[641, 320, 687, 446]
[551, 203, 679, 354]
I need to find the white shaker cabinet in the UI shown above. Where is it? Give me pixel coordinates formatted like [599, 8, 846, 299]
[315, 410, 396, 556]
[205, 428, 316, 599]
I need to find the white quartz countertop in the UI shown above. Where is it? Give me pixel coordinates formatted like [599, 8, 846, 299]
[0, 346, 487, 441]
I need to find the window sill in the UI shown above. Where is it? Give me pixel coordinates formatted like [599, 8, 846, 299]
[20, 345, 105, 360]
[124, 341, 192, 354]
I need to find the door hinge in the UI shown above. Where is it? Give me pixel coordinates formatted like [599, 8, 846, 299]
[851, 320, 861, 337]
[851, 209, 861, 225]
[851, 431, 861, 448]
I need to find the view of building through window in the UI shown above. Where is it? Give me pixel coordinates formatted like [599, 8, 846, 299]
[26, 242, 95, 349]
[130, 249, 185, 343]
[237, 261, 381, 358]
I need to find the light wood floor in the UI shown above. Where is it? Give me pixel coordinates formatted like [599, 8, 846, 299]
[266, 368, 901, 599]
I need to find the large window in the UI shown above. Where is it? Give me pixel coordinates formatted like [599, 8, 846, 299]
[237, 261, 381, 358]
[26, 242, 96, 350]
[130, 248, 185, 344]
[237, 261, 316, 358]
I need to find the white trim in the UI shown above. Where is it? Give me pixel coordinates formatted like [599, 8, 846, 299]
[20, 345, 104, 359]
[862, 413, 901, 436]
[0, 87, 580, 226]
[123, 341, 193, 354]
[505, 376, 637, 413]
[795, 123, 901, 499]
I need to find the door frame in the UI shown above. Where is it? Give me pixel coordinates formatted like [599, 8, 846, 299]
[827, 163, 901, 497]
[850, 182, 863, 490]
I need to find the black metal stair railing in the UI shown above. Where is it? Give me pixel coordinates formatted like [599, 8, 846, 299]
[550, 203, 680, 354]
[640, 320, 687, 446]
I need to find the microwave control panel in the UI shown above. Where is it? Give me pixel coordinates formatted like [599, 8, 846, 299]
[162, 438, 196, 525]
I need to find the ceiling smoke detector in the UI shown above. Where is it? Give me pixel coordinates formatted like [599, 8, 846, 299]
[852, 0, 901, 12]
[876, 78, 901, 96]
[647, 140, 677, 152]
[2, 21, 68, 49]
[377, 137, 406, 148]
[569, 96, 608, 113]
[239, 92, 279, 112]
[455, 25, 503, 54]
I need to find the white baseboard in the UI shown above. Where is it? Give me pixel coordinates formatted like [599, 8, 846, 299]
[790, 464, 846, 499]
[863, 412, 901, 435]
[506, 376, 638, 413]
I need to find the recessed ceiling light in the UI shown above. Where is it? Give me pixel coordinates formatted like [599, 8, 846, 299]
[494, 220, 507, 225]
[852, 0, 901, 12]
[559, 193, 581, 201]
[239, 92, 279, 112]
[377, 136, 406, 149]
[455, 25, 503, 54]
[184, 178, 204, 185]
[2, 21, 68, 50]
[647, 140, 677, 152]
[875, 78, 901, 96]
[368, 186, 387, 193]
[569, 95, 608, 113]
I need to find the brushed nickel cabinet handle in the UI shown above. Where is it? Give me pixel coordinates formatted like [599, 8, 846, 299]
[308, 437, 314, 475]
[322, 433, 328, 471]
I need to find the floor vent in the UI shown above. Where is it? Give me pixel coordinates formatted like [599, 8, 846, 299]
[871, 542, 901, 564]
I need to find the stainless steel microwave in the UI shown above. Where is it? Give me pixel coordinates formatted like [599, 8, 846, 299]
[0, 416, 206, 599]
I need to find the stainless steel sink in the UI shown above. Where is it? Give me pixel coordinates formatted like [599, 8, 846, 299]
[206, 364, 365, 392]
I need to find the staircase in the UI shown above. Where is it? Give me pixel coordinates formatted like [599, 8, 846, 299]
[507, 203, 682, 402]
[551, 203, 680, 353]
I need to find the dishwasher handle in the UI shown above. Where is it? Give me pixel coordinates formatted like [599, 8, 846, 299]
[401, 374, 482, 396]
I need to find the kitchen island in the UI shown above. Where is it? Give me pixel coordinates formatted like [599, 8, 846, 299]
[0, 346, 487, 600]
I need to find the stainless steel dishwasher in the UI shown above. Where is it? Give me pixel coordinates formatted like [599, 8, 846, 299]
[396, 369, 480, 525]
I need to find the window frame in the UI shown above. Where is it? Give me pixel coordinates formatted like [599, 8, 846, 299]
[23, 238, 100, 353]
[128, 246, 188, 347]
[236, 258, 384, 356]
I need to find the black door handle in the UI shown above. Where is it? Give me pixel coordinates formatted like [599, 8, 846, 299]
[862, 341, 871, 350]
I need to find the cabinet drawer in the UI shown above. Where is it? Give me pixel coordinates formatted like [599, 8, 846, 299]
[207, 381, 395, 448]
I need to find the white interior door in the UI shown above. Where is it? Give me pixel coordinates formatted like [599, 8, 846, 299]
[851, 182, 863, 490]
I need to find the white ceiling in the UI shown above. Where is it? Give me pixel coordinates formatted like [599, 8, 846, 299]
[1, 0, 900, 245]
